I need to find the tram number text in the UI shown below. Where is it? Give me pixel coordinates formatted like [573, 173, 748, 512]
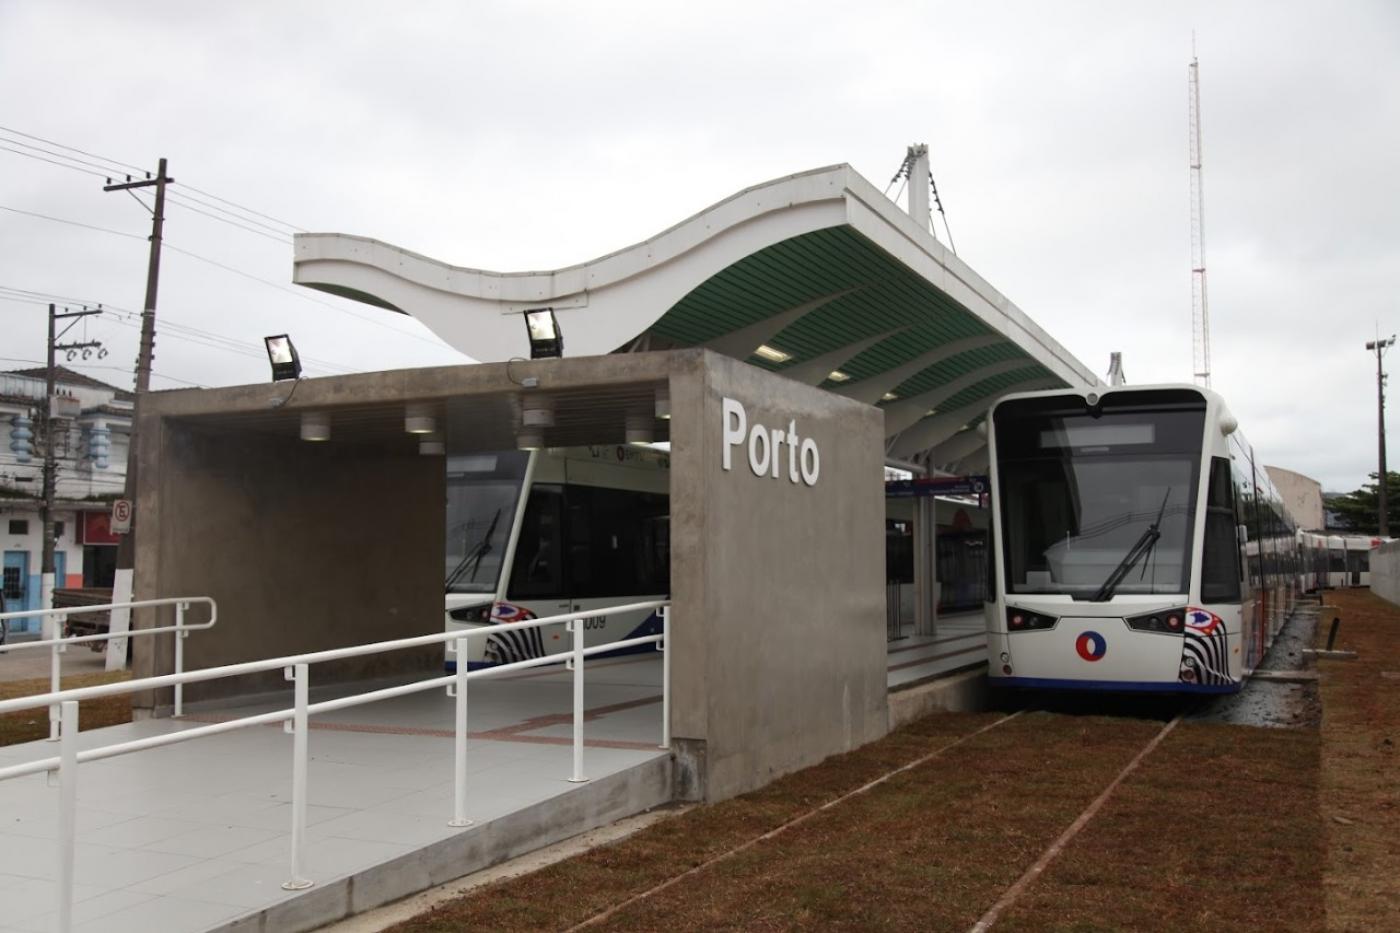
[583, 617, 608, 631]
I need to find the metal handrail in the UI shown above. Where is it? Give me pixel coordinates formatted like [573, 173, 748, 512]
[0, 598, 672, 932]
[0, 596, 218, 734]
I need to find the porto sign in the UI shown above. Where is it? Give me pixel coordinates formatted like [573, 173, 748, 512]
[721, 397, 820, 486]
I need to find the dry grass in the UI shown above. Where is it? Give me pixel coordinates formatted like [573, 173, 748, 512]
[1315, 589, 1400, 931]
[0, 671, 131, 747]
[390, 713, 1165, 932]
[994, 721, 1323, 932]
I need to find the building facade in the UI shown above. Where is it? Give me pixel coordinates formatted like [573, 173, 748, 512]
[1, 367, 130, 628]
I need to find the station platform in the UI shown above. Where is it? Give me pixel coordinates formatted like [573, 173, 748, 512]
[0, 656, 671, 933]
[0, 620, 987, 933]
[886, 610, 988, 689]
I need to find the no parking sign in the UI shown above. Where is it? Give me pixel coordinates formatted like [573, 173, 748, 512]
[111, 499, 132, 534]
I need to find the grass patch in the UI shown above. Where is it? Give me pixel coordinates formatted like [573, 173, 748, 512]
[0, 671, 132, 747]
[994, 721, 1323, 932]
[1316, 590, 1400, 930]
[389, 713, 1163, 931]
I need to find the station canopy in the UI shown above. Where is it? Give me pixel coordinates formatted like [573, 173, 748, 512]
[292, 164, 1099, 472]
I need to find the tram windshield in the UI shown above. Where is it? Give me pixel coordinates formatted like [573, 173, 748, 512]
[445, 451, 530, 594]
[994, 391, 1206, 599]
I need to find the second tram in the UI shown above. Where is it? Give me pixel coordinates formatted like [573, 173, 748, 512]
[986, 385, 1300, 694]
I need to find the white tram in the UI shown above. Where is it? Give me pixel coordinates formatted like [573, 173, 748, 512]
[986, 385, 1300, 694]
[443, 445, 670, 670]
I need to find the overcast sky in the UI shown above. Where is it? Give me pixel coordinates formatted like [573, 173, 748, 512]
[2, 1, 1397, 491]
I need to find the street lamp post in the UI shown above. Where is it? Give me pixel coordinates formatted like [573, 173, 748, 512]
[1366, 335, 1395, 536]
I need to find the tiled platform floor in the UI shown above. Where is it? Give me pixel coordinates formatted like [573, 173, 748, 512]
[0, 655, 668, 933]
[886, 610, 988, 689]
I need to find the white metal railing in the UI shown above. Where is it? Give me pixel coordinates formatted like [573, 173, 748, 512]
[0, 599, 671, 933]
[0, 597, 219, 738]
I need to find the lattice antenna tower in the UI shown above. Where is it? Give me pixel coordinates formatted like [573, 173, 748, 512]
[1189, 43, 1212, 388]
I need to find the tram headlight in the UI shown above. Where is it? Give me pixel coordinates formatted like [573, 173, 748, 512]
[1005, 607, 1058, 631]
[1125, 608, 1188, 634]
[449, 604, 493, 624]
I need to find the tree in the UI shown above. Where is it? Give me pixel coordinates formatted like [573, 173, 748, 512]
[1328, 471, 1400, 534]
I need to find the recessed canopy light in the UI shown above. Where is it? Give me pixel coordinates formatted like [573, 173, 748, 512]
[405, 403, 436, 434]
[300, 412, 330, 442]
[625, 414, 654, 446]
[881, 392, 899, 401]
[827, 370, 851, 383]
[517, 430, 544, 451]
[419, 432, 444, 456]
[753, 344, 791, 363]
[521, 405, 554, 428]
[655, 389, 671, 420]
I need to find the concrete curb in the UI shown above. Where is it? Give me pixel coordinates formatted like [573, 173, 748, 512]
[888, 665, 988, 729]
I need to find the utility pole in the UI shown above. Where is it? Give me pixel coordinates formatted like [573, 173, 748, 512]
[103, 158, 172, 669]
[1366, 335, 1395, 536]
[41, 304, 103, 620]
[1189, 45, 1213, 388]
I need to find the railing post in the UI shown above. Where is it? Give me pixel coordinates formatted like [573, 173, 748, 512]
[47, 611, 63, 742]
[568, 618, 587, 783]
[56, 700, 78, 933]
[659, 605, 671, 751]
[282, 663, 313, 890]
[448, 636, 473, 827]
[173, 601, 187, 718]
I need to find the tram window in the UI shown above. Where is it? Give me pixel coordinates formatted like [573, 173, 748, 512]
[566, 486, 670, 598]
[1201, 457, 1242, 603]
[508, 487, 566, 600]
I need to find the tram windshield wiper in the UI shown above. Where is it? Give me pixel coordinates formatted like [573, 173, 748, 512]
[444, 507, 502, 593]
[1090, 488, 1171, 602]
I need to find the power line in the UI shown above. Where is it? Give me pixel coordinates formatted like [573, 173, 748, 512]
[0, 204, 145, 240]
[0, 124, 146, 174]
[162, 243, 453, 348]
[0, 135, 137, 178]
[177, 183, 306, 233]
[0, 144, 111, 179]
[166, 188, 300, 235]
[163, 193, 293, 245]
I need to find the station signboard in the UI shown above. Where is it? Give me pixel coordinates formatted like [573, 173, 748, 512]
[884, 475, 989, 499]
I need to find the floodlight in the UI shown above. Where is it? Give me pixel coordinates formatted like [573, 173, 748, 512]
[524, 308, 563, 359]
[264, 335, 302, 381]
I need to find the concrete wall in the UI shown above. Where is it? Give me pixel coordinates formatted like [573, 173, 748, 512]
[669, 351, 887, 801]
[1371, 540, 1400, 606]
[1265, 465, 1326, 532]
[133, 420, 443, 707]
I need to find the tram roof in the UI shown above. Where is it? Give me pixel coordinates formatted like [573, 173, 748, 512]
[292, 163, 1100, 467]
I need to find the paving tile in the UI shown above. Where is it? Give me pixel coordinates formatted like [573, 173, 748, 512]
[143, 824, 282, 859]
[8, 887, 156, 933]
[79, 816, 205, 849]
[68, 894, 246, 933]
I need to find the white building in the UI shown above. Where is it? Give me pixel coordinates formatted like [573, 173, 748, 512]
[1, 367, 131, 629]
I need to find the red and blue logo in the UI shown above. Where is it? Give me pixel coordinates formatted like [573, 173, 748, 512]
[1075, 631, 1107, 662]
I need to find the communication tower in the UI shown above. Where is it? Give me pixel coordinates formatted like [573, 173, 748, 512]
[1189, 48, 1211, 387]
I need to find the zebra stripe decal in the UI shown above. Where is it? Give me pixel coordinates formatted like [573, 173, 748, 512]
[483, 625, 546, 665]
[1179, 607, 1232, 685]
[482, 601, 545, 666]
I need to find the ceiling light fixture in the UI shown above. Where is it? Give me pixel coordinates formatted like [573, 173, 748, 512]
[405, 403, 436, 434]
[300, 412, 330, 442]
[753, 344, 791, 364]
[625, 414, 654, 446]
[827, 370, 851, 382]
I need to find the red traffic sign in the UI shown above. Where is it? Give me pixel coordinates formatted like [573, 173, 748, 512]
[111, 499, 133, 534]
